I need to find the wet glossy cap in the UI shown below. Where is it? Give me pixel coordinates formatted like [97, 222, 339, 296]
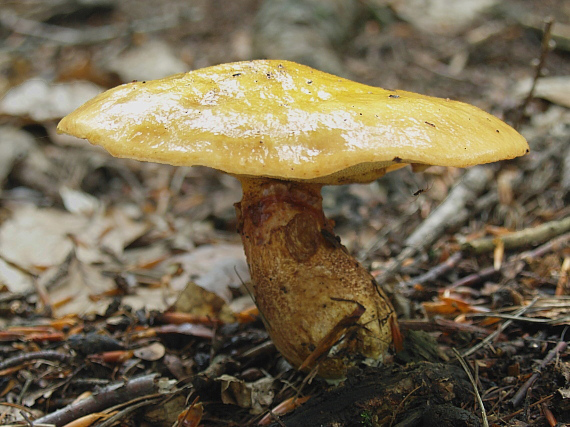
[58, 60, 529, 184]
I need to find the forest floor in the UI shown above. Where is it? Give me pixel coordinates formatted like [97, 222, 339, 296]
[0, 1, 569, 426]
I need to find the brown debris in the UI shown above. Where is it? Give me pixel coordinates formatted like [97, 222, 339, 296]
[1, 0, 569, 426]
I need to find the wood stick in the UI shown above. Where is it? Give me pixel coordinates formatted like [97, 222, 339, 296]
[510, 339, 568, 408]
[461, 216, 570, 254]
[515, 17, 554, 129]
[34, 374, 159, 426]
[377, 166, 493, 283]
[398, 252, 463, 292]
[461, 298, 539, 358]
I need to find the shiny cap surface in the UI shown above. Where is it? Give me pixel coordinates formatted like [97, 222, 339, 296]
[58, 60, 529, 184]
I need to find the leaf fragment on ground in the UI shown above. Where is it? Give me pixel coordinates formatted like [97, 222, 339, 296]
[0, 79, 103, 121]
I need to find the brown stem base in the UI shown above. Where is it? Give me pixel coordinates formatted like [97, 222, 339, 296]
[235, 177, 397, 378]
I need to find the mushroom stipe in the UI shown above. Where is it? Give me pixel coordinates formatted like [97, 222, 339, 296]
[58, 59, 529, 378]
[235, 178, 396, 376]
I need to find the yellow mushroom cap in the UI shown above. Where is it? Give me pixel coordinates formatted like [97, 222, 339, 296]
[58, 60, 529, 184]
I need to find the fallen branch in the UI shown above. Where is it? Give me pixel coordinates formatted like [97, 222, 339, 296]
[448, 264, 498, 290]
[461, 215, 570, 254]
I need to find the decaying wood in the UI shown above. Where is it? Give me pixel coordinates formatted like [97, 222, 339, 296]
[268, 363, 481, 427]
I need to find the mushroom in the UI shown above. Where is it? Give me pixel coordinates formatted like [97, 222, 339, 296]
[58, 60, 529, 378]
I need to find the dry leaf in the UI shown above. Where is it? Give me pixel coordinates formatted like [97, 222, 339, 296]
[0, 79, 102, 121]
[134, 342, 166, 361]
[0, 126, 36, 185]
[388, 0, 498, 35]
[47, 257, 115, 316]
[60, 186, 100, 215]
[105, 40, 187, 83]
[173, 281, 236, 324]
[0, 257, 33, 293]
[169, 244, 250, 302]
[217, 375, 274, 414]
[515, 76, 570, 108]
[0, 205, 88, 270]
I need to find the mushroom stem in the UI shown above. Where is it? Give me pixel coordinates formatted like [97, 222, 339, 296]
[235, 177, 397, 378]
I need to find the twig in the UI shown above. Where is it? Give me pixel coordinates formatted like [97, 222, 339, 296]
[0, 10, 179, 46]
[298, 301, 365, 371]
[510, 332, 568, 408]
[34, 249, 75, 316]
[499, 394, 553, 422]
[448, 265, 498, 290]
[467, 312, 570, 324]
[389, 385, 422, 427]
[33, 374, 159, 426]
[449, 231, 570, 290]
[515, 17, 555, 129]
[269, 410, 288, 427]
[95, 397, 161, 427]
[19, 410, 34, 427]
[523, 386, 532, 422]
[453, 349, 489, 427]
[519, 231, 570, 260]
[0, 350, 73, 371]
[461, 215, 570, 254]
[398, 251, 463, 292]
[404, 166, 494, 252]
[462, 297, 539, 358]
[376, 166, 494, 283]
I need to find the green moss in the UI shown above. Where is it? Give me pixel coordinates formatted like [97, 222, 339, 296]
[360, 410, 373, 426]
